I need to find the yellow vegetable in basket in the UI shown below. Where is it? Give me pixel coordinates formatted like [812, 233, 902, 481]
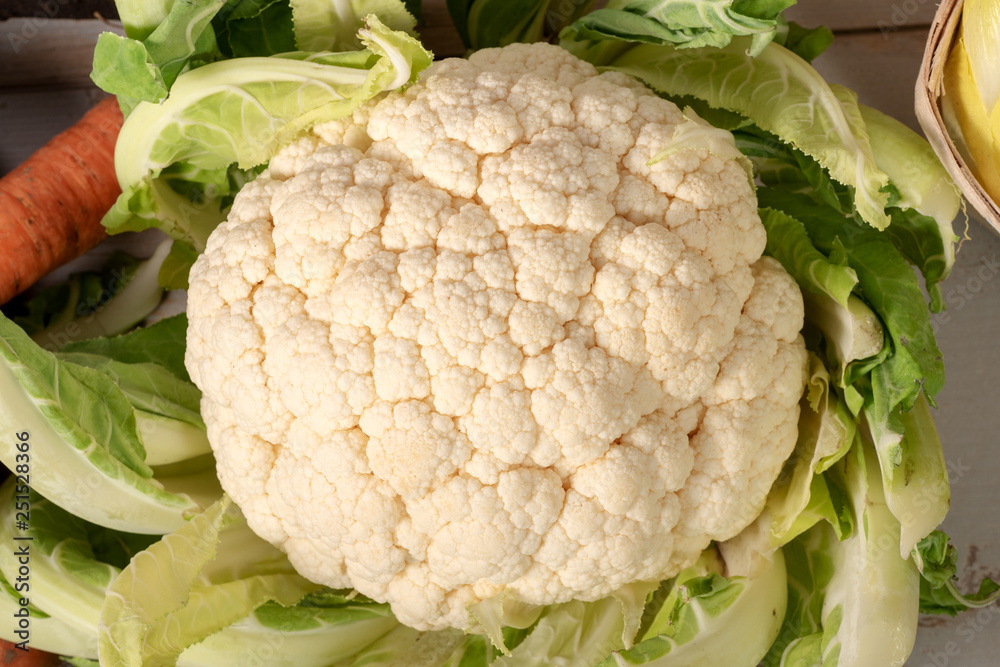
[942, 0, 1000, 202]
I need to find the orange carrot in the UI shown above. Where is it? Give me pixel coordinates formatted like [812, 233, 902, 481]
[0, 95, 124, 305]
[0, 640, 61, 666]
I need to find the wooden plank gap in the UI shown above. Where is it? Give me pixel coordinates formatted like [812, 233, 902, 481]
[828, 23, 933, 37]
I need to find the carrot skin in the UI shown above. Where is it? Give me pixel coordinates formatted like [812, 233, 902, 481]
[0, 640, 62, 666]
[0, 96, 124, 305]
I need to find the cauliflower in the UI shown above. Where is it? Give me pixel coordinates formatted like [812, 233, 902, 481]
[185, 42, 809, 632]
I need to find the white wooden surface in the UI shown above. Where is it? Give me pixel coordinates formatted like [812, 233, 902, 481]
[2, 3, 1000, 665]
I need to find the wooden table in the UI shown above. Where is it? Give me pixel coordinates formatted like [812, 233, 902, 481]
[2, 2, 999, 665]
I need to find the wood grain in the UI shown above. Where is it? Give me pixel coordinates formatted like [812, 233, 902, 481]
[0, 18, 121, 89]
[785, 0, 938, 32]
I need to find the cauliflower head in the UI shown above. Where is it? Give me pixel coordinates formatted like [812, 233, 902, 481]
[185, 42, 809, 631]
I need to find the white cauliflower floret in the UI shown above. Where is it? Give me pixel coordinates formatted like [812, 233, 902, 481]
[186, 42, 809, 632]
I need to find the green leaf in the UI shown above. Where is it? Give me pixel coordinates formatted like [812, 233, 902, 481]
[158, 241, 199, 290]
[60, 314, 191, 383]
[915, 532, 1000, 615]
[740, 127, 857, 215]
[563, 0, 790, 56]
[57, 315, 211, 468]
[404, 0, 423, 23]
[858, 104, 961, 310]
[62, 659, 101, 667]
[0, 485, 392, 664]
[496, 597, 626, 667]
[338, 625, 469, 666]
[759, 207, 858, 307]
[141, 0, 228, 87]
[467, 594, 544, 655]
[873, 394, 950, 558]
[447, 0, 476, 48]
[664, 93, 748, 129]
[761, 527, 837, 665]
[613, 581, 661, 651]
[0, 570, 49, 619]
[214, 0, 298, 57]
[883, 207, 953, 313]
[55, 353, 203, 428]
[0, 569, 97, 658]
[769, 442, 920, 666]
[3, 248, 147, 345]
[289, 0, 417, 51]
[228, 6, 295, 56]
[818, 443, 921, 666]
[757, 205, 884, 384]
[105, 18, 433, 249]
[471, 0, 593, 49]
[0, 480, 159, 658]
[731, 0, 795, 20]
[734, 354, 857, 555]
[91, 1, 230, 115]
[601, 549, 787, 665]
[99, 497, 318, 667]
[450, 0, 594, 50]
[914, 531, 957, 590]
[253, 590, 392, 632]
[90, 33, 168, 109]
[774, 20, 833, 62]
[2, 325, 149, 478]
[14, 489, 157, 586]
[0, 312, 204, 534]
[757, 188, 944, 408]
[114, 0, 174, 41]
